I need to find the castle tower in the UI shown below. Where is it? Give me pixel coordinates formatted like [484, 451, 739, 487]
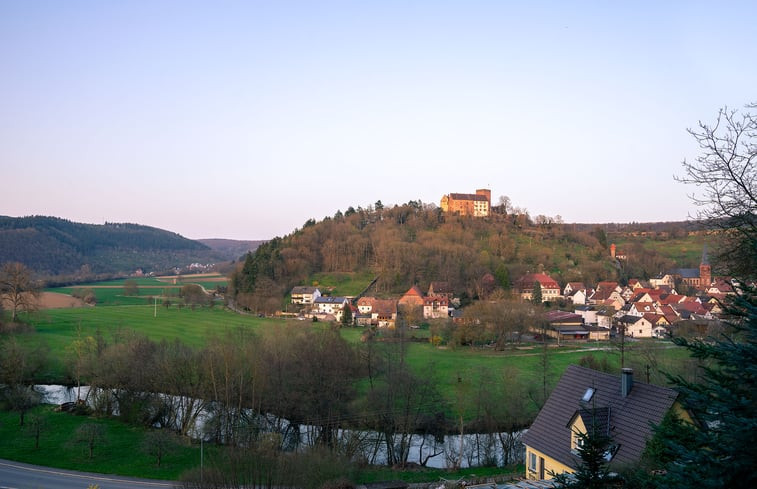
[699, 244, 711, 287]
[476, 188, 491, 207]
[610, 243, 617, 259]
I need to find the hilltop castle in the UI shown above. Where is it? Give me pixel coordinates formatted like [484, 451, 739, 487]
[440, 189, 491, 217]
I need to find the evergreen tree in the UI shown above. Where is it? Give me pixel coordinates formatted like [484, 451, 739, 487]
[552, 408, 619, 489]
[658, 288, 757, 489]
[658, 103, 757, 489]
[532, 281, 543, 304]
[341, 303, 353, 326]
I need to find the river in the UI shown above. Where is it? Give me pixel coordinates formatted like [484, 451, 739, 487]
[35, 385, 524, 469]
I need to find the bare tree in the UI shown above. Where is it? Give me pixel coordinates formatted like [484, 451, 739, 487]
[123, 279, 139, 296]
[0, 337, 47, 425]
[0, 262, 40, 322]
[675, 103, 756, 278]
[26, 412, 47, 449]
[73, 423, 107, 459]
[141, 429, 179, 467]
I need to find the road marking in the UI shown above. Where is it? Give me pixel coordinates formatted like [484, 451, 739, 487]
[0, 460, 175, 487]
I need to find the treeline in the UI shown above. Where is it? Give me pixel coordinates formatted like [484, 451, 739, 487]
[0, 216, 222, 277]
[230, 202, 614, 312]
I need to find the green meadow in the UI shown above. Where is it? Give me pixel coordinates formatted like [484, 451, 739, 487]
[0, 405, 203, 480]
[19, 305, 269, 381]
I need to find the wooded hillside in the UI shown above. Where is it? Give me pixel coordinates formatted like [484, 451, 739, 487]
[0, 216, 222, 277]
[230, 202, 716, 311]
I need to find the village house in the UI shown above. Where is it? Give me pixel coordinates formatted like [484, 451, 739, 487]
[589, 287, 625, 307]
[372, 299, 398, 328]
[428, 281, 454, 300]
[313, 296, 349, 321]
[290, 286, 322, 305]
[618, 314, 666, 338]
[522, 366, 685, 481]
[573, 305, 598, 324]
[440, 188, 491, 217]
[629, 301, 659, 317]
[651, 247, 712, 291]
[515, 273, 561, 302]
[398, 285, 425, 308]
[542, 311, 587, 341]
[563, 282, 586, 297]
[596, 306, 616, 329]
[423, 295, 450, 319]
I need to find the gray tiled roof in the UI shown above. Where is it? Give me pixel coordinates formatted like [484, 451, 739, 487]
[522, 365, 679, 470]
[291, 286, 319, 294]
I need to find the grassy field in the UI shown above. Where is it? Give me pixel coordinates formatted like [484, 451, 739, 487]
[17, 305, 270, 381]
[48, 273, 227, 306]
[0, 405, 203, 480]
[308, 270, 377, 297]
[611, 233, 715, 268]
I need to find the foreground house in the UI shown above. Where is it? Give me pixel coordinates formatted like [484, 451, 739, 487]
[522, 366, 683, 481]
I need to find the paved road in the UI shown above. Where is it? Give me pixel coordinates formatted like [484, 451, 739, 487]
[0, 459, 178, 489]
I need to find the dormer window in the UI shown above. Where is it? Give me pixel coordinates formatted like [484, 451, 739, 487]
[582, 387, 595, 402]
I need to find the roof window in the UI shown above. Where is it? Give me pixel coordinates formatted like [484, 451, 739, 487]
[582, 387, 595, 402]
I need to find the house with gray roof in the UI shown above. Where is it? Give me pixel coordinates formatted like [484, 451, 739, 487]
[521, 365, 684, 481]
[290, 286, 321, 305]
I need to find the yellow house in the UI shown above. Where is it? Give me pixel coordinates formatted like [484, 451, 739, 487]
[522, 366, 682, 481]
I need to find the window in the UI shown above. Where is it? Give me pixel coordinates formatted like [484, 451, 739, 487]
[582, 387, 595, 402]
[528, 451, 537, 472]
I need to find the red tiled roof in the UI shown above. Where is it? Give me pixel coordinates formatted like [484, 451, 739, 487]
[516, 273, 560, 290]
[423, 296, 449, 306]
[403, 285, 424, 297]
[643, 313, 666, 324]
[660, 294, 686, 304]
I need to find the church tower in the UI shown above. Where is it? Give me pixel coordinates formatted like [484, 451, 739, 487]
[699, 245, 712, 288]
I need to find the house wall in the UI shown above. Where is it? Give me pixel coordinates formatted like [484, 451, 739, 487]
[525, 445, 574, 481]
[628, 318, 654, 338]
[589, 329, 610, 341]
[570, 416, 587, 452]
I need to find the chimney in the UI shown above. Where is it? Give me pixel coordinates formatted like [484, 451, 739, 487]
[621, 368, 633, 397]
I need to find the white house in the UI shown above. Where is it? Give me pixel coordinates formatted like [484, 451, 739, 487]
[574, 305, 598, 324]
[290, 286, 322, 305]
[423, 296, 450, 319]
[314, 296, 349, 321]
[618, 314, 664, 338]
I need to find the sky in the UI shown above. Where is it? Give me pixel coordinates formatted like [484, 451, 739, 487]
[1, 1, 755, 240]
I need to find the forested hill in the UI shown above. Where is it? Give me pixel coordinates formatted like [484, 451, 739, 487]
[0, 215, 223, 277]
[229, 202, 713, 311]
